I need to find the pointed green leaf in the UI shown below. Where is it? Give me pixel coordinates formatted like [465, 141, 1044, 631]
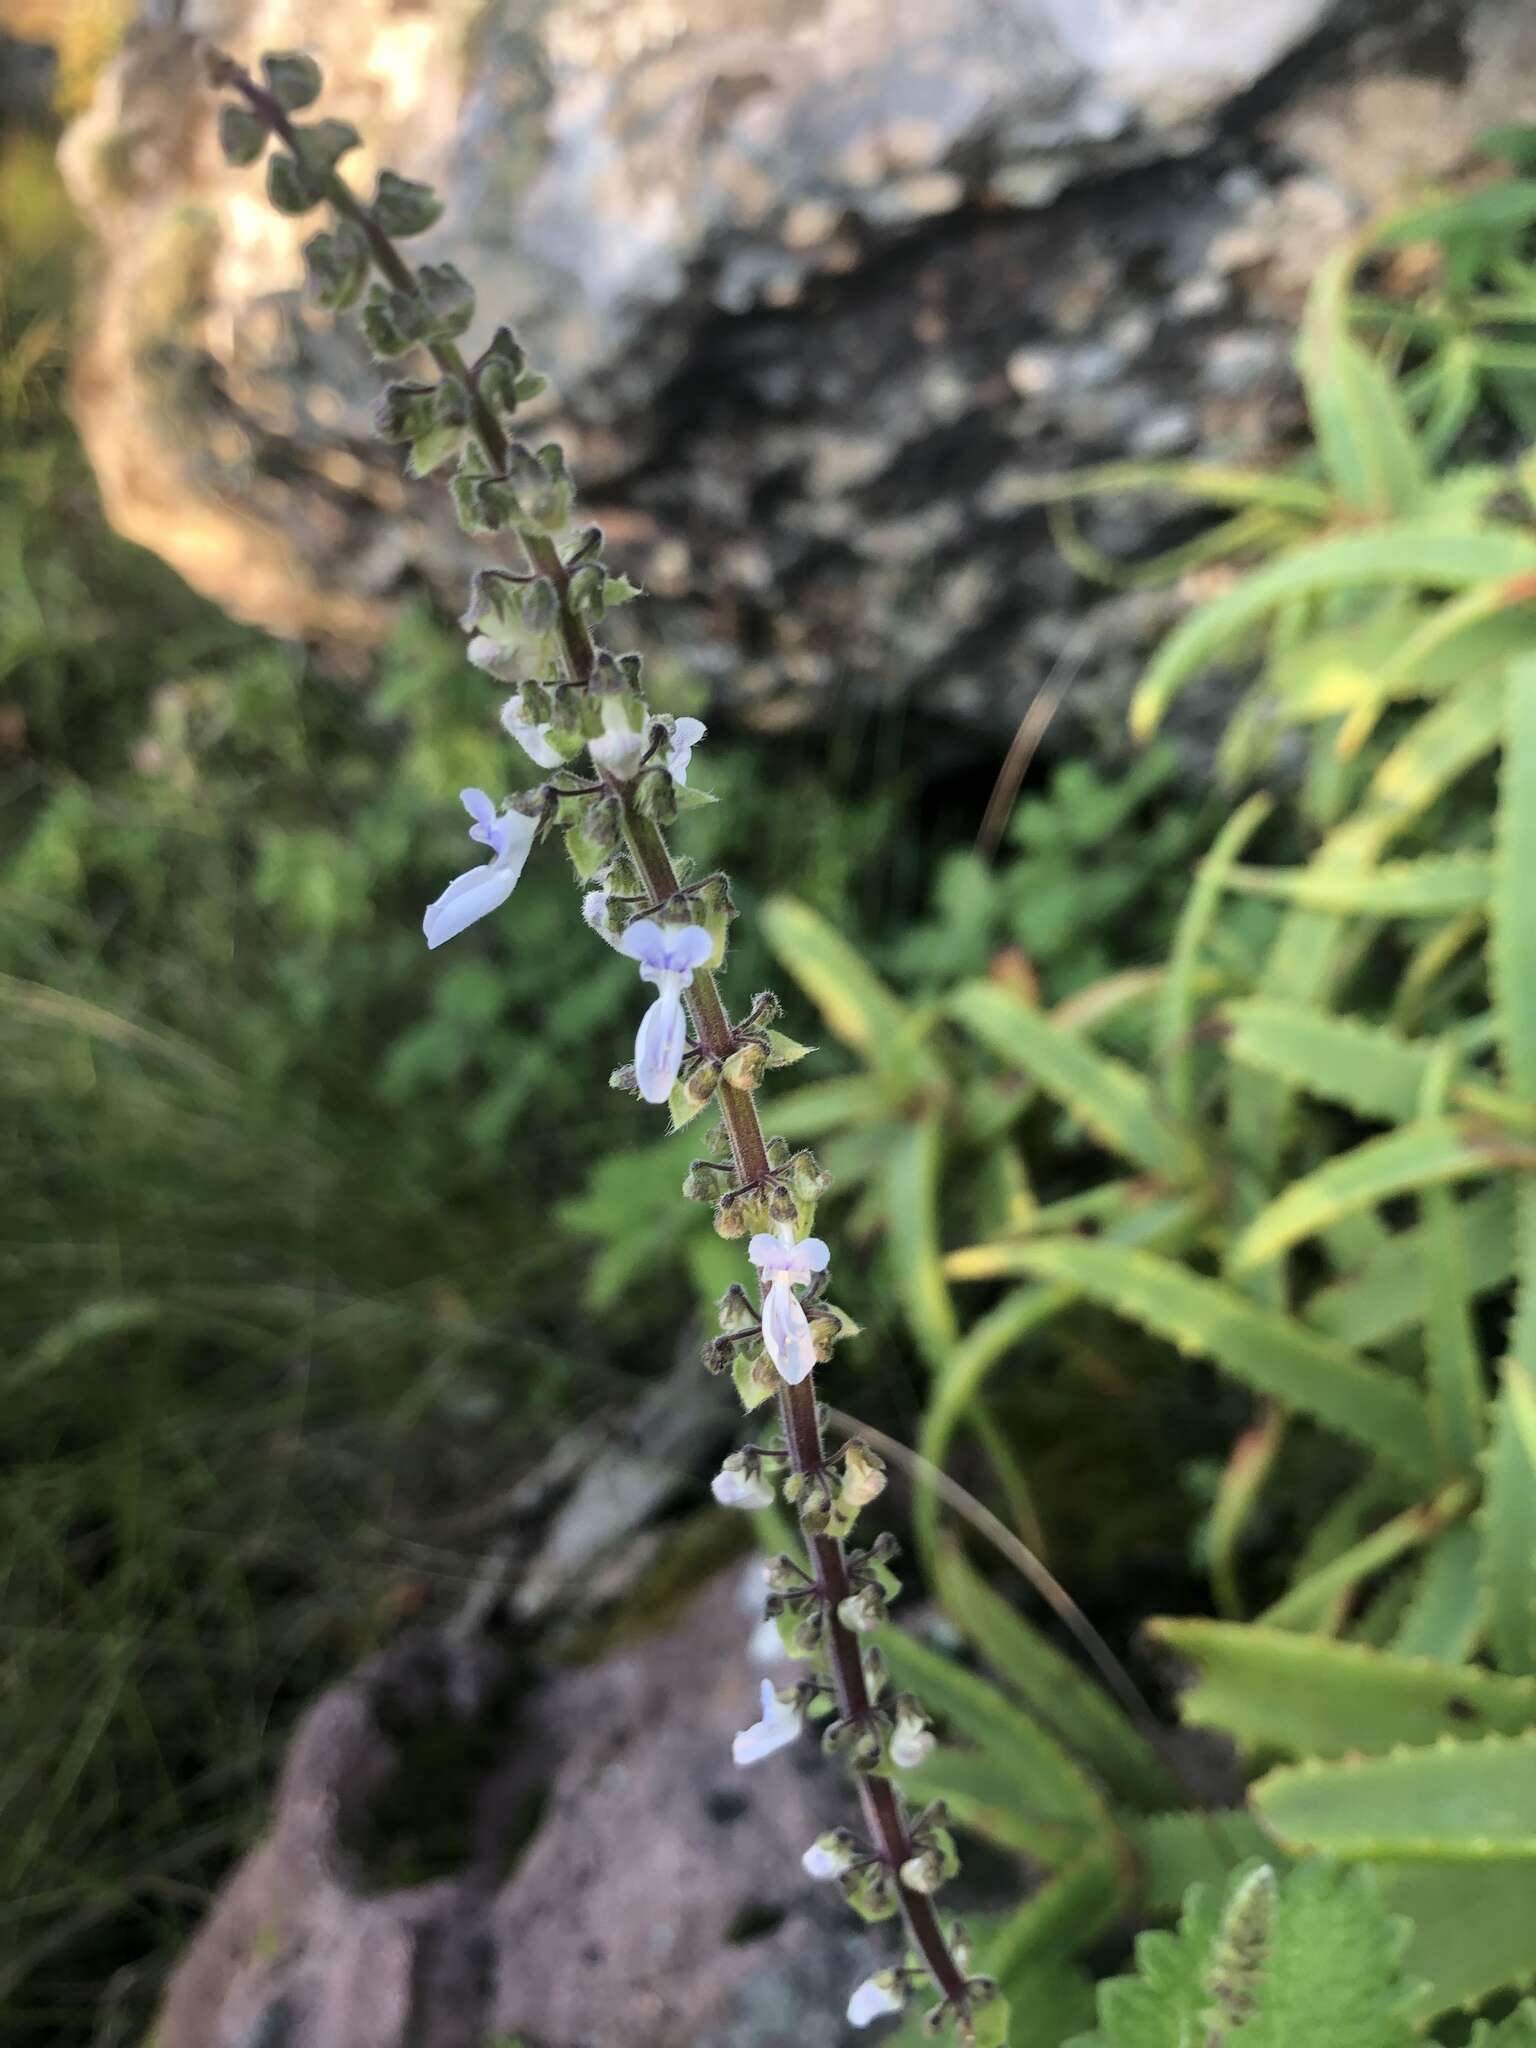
[1121, 1811, 1280, 1915]
[1224, 857, 1493, 917]
[948, 981, 1198, 1183]
[1255, 1732, 1536, 1858]
[1224, 1000, 1431, 1124]
[1496, 657, 1536, 1099]
[1131, 528, 1536, 737]
[999, 1239, 1437, 1480]
[1151, 1620, 1536, 1758]
[1157, 793, 1272, 1125]
[1391, 1524, 1484, 1664]
[761, 896, 932, 1075]
[1232, 1118, 1503, 1271]
[935, 1541, 1180, 1809]
[883, 1115, 956, 1368]
[1481, 1375, 1536, 1674]
[1300, 246, 1428, 518]
[1307, 1183, 1514, 1347]
[1380, 1858, 1536, 2019]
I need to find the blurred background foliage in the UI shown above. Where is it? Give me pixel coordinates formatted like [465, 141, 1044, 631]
[12, 24, 1536, 2048]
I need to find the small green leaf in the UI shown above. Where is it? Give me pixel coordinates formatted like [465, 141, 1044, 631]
[1307, 1183, 1514, 1347]
[261, 50, 323, 110]
[765, 1029, 813, 1067]
[292, 118, 360, 175]
[266, 151, 321, 216]
[371, 168, 444, 238]
[1223, 1000, 1431, 1125]
[1481, 1374, 1536, 1674]
[217, 103, 267, 167]
[1223, 856, 1493, 917]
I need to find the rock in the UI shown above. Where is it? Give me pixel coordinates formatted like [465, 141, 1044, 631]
[54, 0, 1536, 754]
[152, 1570, 879, 2048]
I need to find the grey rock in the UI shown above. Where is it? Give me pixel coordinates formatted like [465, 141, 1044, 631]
[152, 1571, 877, 2048]
[53, 0, 1536, 759]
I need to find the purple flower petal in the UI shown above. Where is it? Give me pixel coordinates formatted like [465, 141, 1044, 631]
[762, 1280, 816, 1384]
[460, 787, 496, 832]
[422, 861, 517, 949]
[635, 988, 687, 1104]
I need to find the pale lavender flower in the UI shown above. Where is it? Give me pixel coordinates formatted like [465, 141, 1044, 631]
[588, 692, 647, 780]
[847, 1973, 905, 2029]
[422, 789, 536, 950]
[499, 694, 562, 769]
[889, 1699, 936, 1770]
[712, 1453, 774, 1510]
[732, 1678, 801, 1767]
[802, 1831, 856, 1881]
[666, 715, 706, 785]
[617, 918, 713, 1104]
[748, 1229, 832, 1385]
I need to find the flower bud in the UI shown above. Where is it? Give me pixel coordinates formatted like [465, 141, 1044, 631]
[519, 577, 558, 635]
[701, 1335, 735, 1375]
[375, 380, 436, 442]
[837, 1585, 888, 1634]
[722, 1040, 767, 1091]
[417, 262, 476, 341]
[683, 1058, 721, 1108]
[261, 50, 323, 110]
[292, 118, 360, 176]
[715, 1190, 747, 1239]
[841, 1442, 887, 1510]
[733, 1350, 778, 1412]
[762, 1554, 804, 1595]
[786, 1148, 833, 1202]
[632, 768, 678, 825]
[266, 150, 321, 216]
[765, 1182, 801, 1228]
[899, 1848, 947, 1895]
[703, 1120, 734, 1162]
[567, 561, 606, 618]
[889, 1697, 935, 1770]
[361, 283, 425, 358]
[869, 1531, 901, 1565]
[609, 1060, 639, 1096]
[217, 104, 267, 167]
[717, 1283, 758, 1335]
[842, 1864, 900, 1924]
[371, 168, 444, 238]
[683, 1161, 722, 1203]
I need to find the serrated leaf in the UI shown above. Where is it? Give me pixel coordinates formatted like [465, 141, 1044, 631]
[1255, 1732, 1536, 1858]
[1379, 1858, 1536, 2019]
[1070, 1861, 1416, 2048]
[948, 980, 1198, 1183]
[1497, 657, 1536, 1100]
[935, 1541, 1180, 1809]
[1131, 527, 1536, 737]
[1151, 1620, 1536, 1758]
[1300, 245, 1428, 519]
[1470, 2000, 1536, 2046]
[1223, 1000, 1431, 1124]
[996, 1239, 1437, 1480]
[1259, 1483, 1470, 1633]
[1231, 1118, 1503, 1271]
[1307, 1183, 1514, 1346]
[765, 1028, 813, 1067]
[1481, 1375, 1536, 1673]
[1157, 793, 1271, 1125]
[883, 1115, 955, 1368]
[1223, 857, 1493, 917]
[1391, 1524, 1484, 1664]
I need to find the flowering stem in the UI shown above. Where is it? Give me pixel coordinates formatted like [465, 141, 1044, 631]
[213, 52, 973, 2018]
[620, 802, 969, 2008]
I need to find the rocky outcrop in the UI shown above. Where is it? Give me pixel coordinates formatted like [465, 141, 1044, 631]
[55, 1, 1536, 748]
[152, 1570, 876, 2048]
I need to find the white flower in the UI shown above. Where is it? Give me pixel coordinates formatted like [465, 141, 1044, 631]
[802, 1831, 855, 1881]
[731, 1678, 801, 1767]
[889, 1702, 935, 1770]
[422, 789, 536, 950]
[588, 692, 647, 780]
[711, 1454, 775, 1511]
[666, 715, 706, 785]
[847, 1971, 905, 2029]
[499, 694, 563, 769]
[748, 1229, 832, 1385]
[617, 918, 713, 1104]
[465, 632, 518, 682]
[748, 1615, 784, 1664]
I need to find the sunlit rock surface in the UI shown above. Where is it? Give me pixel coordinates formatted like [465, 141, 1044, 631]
[57, 0, 1536, 741]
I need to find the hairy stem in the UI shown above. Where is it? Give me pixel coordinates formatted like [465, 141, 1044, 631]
[217, 51, 971, 2013]
[622, 807, 968, 2006]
